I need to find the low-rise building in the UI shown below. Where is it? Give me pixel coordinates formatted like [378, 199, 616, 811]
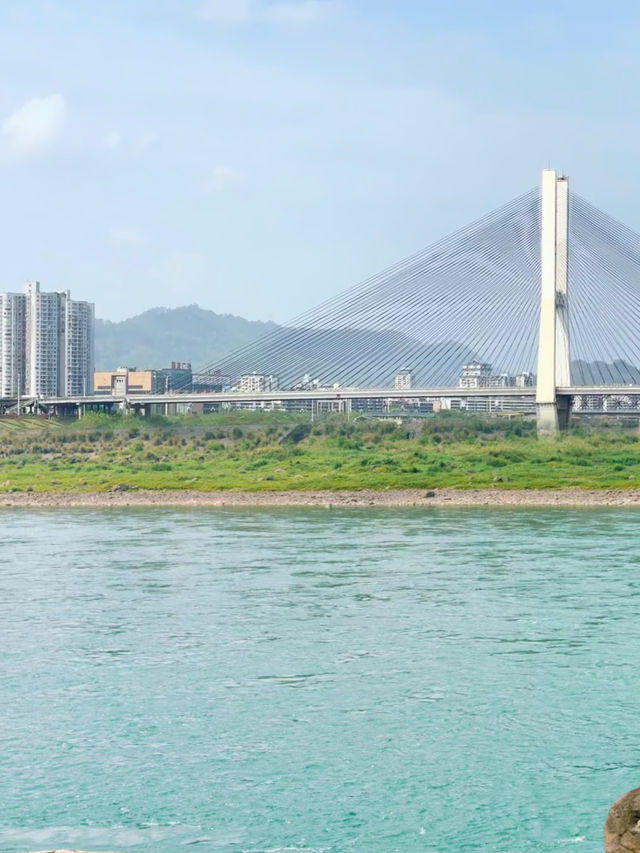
[458, 362, 532, 390]
[94, 367, 163, 395]
[394, 369, 413, 391]
[515, 372, 535, 388]
[159, 361, 193, 392]
[492, 373, 516, 388]
[458, 362, 492, 389]
[237, 373, 278, 393]
[192, 368, 229, 393]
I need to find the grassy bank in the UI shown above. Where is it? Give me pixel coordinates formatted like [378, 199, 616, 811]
[1, 410, 640, 493]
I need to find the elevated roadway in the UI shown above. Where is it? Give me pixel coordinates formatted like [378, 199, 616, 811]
[3, 385, 640, 414]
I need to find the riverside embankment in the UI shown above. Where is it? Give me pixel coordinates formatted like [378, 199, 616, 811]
[3, 487, 640, 508]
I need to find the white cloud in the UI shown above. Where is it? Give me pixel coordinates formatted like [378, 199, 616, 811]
[2, 94, 67, 155]
[109, 226, 148, 246]
[204, 165, 247, 193]
[264, 0, 339, 25]
[200, 0, 256, 23]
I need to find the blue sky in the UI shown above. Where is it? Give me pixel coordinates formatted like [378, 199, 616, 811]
[0, 0, 638, 321]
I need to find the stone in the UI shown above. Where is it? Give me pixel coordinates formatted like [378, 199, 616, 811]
[604, 787, 640, 851]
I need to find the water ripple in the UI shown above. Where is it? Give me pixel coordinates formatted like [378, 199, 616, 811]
[2, 507, 640, 852]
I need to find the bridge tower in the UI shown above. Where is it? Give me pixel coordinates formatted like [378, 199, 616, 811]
[536, 169, 571, 435]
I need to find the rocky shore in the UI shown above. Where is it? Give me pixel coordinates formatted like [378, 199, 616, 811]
[3, 487, 640, 508]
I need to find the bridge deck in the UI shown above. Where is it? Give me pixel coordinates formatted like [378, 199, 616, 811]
[4, 385, 640, 408]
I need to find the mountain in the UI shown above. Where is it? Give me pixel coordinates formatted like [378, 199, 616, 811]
[95, 305, 278, 371]
[95, 304, 481, 387]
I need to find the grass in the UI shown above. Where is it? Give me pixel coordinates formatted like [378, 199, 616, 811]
[1, 410, 640, 493]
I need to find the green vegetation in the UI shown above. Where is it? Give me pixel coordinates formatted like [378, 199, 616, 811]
[1, 410, 640, 493]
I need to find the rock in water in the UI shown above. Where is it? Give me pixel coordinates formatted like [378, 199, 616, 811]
[604, 787, 640, 851]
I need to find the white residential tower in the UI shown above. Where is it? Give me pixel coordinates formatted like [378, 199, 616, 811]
[0, 281, 94, 398]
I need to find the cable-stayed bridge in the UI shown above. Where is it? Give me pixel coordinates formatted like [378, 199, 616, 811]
[9, 169, 640, 433]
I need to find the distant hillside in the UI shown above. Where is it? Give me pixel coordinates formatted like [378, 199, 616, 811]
[95, 305, 278, 370]
[572, 359, 640, 384]
[95, 305, 481, 386]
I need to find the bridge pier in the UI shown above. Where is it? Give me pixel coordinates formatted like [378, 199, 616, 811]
[536, 394, 571, 435]
[536, 402, 560, 435]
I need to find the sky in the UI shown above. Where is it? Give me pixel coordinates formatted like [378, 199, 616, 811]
[1, 0, 639, 322]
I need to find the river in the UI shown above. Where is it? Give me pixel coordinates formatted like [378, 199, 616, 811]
[1, 507, 638, 851]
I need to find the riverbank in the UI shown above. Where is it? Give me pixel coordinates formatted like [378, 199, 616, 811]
[4, 410, 640, 496]
[3, 487, 640, 507]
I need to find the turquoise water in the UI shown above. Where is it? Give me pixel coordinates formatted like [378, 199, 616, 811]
[1, 508, 639, 852]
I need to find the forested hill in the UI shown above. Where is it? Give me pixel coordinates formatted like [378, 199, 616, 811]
[95, 305, 278, 370]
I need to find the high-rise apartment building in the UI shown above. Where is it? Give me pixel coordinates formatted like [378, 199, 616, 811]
[64, 296, 95, 396]
[24, 281, 65, 397]
[0, 293, 26, 397]
[0, 281, 94, 398]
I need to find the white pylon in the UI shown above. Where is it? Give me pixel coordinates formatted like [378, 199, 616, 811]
[536, 169, 571, 434]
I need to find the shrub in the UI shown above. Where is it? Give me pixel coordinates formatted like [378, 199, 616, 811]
[284, 423, 312, 444]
